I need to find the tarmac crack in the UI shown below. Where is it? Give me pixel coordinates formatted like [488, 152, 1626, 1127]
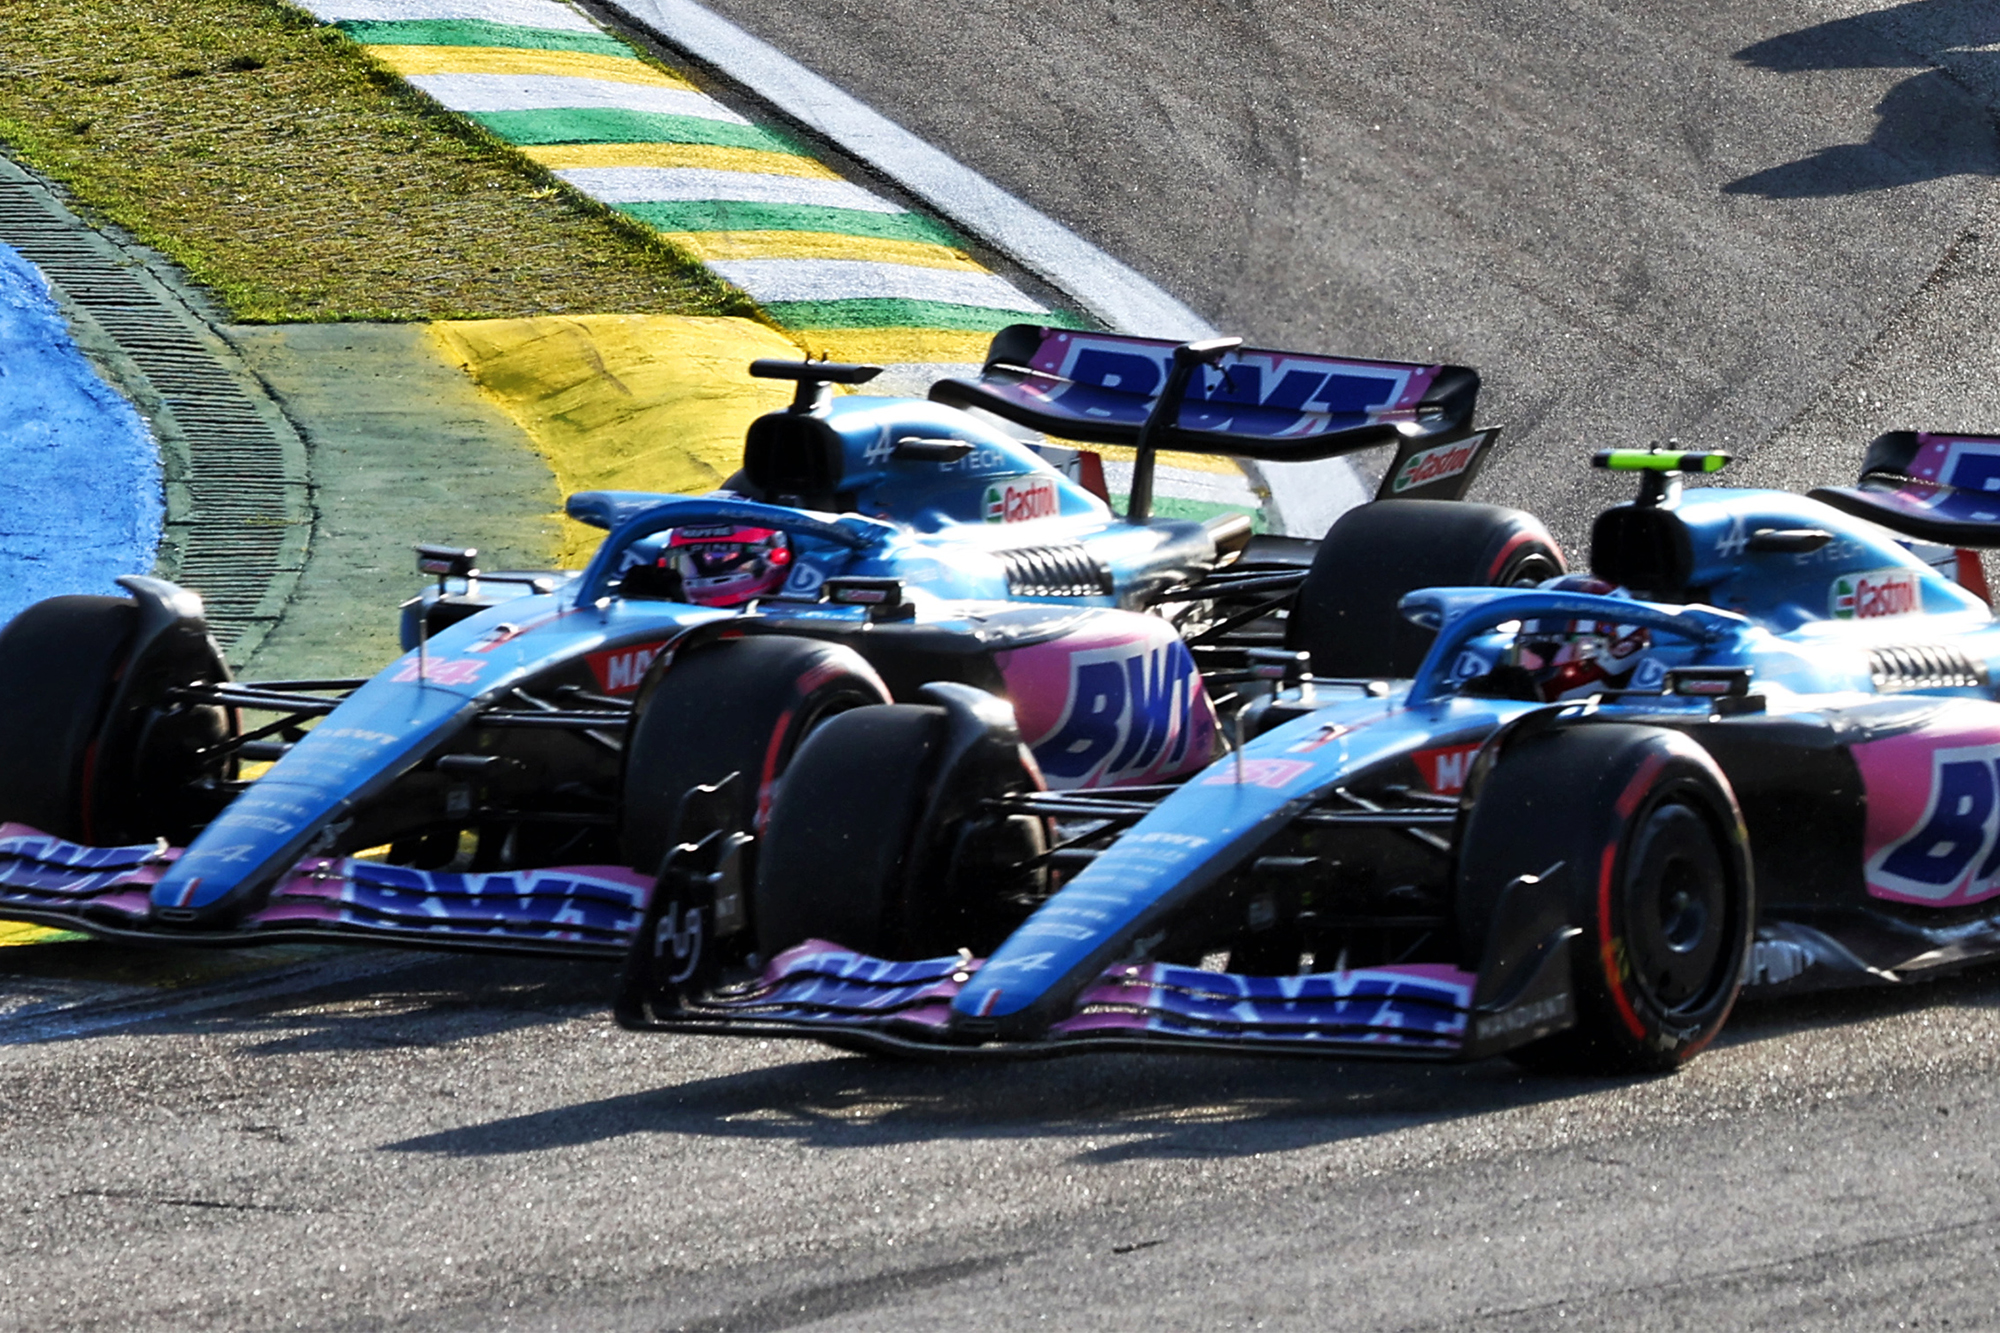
[667, 1251, 1027, 1333]
[64, 1188, 312, 1215]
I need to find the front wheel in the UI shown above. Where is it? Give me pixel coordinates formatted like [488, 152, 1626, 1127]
[754, 699, 1046, 962]
[1457, 724, 1754, 1074]
[620, 634, 890, 876]
[0, 593, 233, 844]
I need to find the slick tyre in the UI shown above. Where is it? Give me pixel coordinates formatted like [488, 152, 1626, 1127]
[753, 704, 945, 961]
[1458, 724, 1754, 1074]
[620, 634, 890, 875]
[1287, 500, 1564, 679]
[0, 596, 137, 842]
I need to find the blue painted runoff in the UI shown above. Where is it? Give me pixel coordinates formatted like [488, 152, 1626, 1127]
[0, 241, 162, 626]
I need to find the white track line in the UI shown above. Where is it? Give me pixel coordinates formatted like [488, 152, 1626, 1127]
[310, 0, 601, 30]
[597, 0, 1215, 342]
[555, 166, 898, 210]
[406, 72, 743, 117]
[710, 259, 1049, 309]
[596, 0, 1360, 535]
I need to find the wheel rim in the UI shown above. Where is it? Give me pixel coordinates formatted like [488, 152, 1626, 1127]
[1621, 796, 1731, 1015]
[1501, 547, 1563, 587]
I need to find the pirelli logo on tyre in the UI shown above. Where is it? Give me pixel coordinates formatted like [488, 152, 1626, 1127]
[984, 476, 1059, 523]
[1831, 568, 1920, 621]
[1391, 438, 1482, 494]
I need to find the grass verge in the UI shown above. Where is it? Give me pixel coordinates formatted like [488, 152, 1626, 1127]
[0, 0, 751, 322]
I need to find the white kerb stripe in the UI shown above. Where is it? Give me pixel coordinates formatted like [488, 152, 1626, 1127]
[405, 74, 746, 121]
[296, 0, 601, 32]
[555, 167, 899, 212]
[710, 260, 1047, 311]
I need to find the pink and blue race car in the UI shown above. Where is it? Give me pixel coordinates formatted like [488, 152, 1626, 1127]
[618, 431, 2000, 1074]
[0, 329, 1551, 964]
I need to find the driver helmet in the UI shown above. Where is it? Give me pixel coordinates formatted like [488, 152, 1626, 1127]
[1509, 575, 1649, 702]
[660, 524, 791, 606]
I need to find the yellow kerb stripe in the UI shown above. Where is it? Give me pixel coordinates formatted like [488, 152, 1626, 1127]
[366, 46, 694, 90]
[661, 230, 980, 271]
[784, 328, 998, 367]
[519, 142, 837, 178]
[0, 920, 84, 947]
[1090, 443, 1249, 476]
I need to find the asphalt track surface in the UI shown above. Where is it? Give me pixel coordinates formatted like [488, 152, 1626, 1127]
[9, 2, 2000, 1329]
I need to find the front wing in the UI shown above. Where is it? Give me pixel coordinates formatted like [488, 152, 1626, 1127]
[623, 938, 1481, 1060]
[0, 824, 648, 956]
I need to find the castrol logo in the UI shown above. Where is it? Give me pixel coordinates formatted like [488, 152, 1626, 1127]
[983, 476, 1060, 523]
[1391, 438, 1481, 494]
[1831, 569, 1920, 621]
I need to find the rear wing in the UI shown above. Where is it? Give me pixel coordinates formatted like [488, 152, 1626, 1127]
[930, 325, 1478, 459]
[1811, 431, 2000, 549]
[929, 325, 1483, 520]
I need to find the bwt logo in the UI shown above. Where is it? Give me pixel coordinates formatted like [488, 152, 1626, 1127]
[1031, 640, 1205, 787]
[1936, 438, 2000, 494]
[1049, 342, 1419, 432]
[587, 640, 667, 695]
[1869, 742, 2000, 905]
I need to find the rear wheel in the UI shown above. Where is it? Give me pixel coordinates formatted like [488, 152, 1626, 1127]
[1457, 724, 1753, 1074]
[1287, 500, 1564, 678]
[620, 634, 889, 875]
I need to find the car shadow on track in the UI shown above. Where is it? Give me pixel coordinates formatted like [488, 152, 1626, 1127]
[1725, 0, 2000, 198]
[377, 961, 2000, 1165]
[0, 944, 620, 1051]
[382, 1047, 1603, 1163]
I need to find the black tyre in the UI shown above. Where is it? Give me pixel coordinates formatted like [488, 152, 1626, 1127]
[0, 596, 137, 842]
[1286, 500, 1564, 678]
[0, 594, 232, 845]
[1457, 724, 1754, 1074]
[753, 704, 946, 960]
[620, 634, 889, 874]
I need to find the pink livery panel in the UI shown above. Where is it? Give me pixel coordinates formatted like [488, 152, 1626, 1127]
[995, 612, 1219, 790]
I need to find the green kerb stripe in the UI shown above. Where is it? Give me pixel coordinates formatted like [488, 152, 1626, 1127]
[333, 19, 636, 56]
[763, 300, 1090, 333]
[1136, 496, 1267, 531]
[468, 109, 801, 153]
[615, 200, 961, 247]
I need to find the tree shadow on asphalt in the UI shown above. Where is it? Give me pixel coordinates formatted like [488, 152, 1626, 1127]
[1725, 0, 2000, 198]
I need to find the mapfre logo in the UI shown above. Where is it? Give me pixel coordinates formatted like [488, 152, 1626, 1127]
[1412, 742, 1481, 795]
[1868, 742, 2000, 905]
[1030, 639, 1205, 787]
[1391, 439, 1481, 494]
[586, 640, 667, 695]
[984, 477, 1059, 523]
[1831, 568, 1920, 620]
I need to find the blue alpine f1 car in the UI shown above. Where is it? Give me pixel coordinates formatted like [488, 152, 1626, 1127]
[617, 430, 2000, 1073]
[0, 328, 1554, 959]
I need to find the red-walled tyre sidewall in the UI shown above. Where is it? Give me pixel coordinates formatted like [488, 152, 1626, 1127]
[1458, 724, 1754, 1074]
[620, 634, 890, 875]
